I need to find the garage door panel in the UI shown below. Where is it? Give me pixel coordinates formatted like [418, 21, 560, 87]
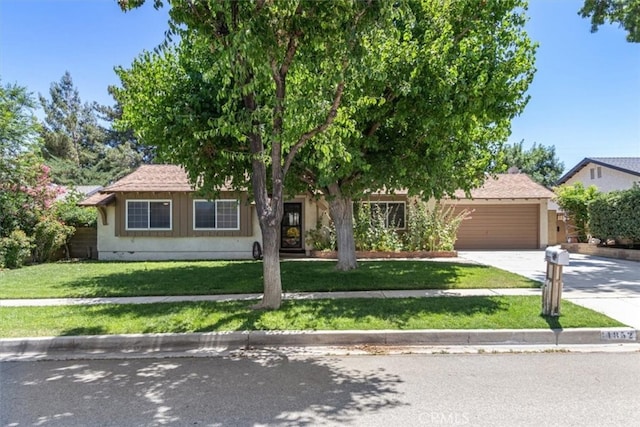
[453, 204, 539, 249]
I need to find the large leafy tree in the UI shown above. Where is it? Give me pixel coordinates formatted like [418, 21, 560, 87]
[288, 0, 536, 270]
[117, 0, 384, 308]
[498, 140, 564, 187]
[0, 80, 41, 185]
[579, 0, 640, 42]
[0, 80, 44, 237]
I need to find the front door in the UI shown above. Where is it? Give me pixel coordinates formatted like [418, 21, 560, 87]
[281, 203, 303, 251]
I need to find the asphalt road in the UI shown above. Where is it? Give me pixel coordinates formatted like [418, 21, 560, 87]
[2, 351, 639, 426]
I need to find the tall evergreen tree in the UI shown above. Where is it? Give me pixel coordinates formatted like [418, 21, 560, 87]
[39, 72, 107, 184]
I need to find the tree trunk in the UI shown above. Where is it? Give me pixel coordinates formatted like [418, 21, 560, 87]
[328, 184, 358, 271]
[256, 223, 282, 309]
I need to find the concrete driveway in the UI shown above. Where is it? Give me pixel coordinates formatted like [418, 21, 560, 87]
[458, 250, 640, 328]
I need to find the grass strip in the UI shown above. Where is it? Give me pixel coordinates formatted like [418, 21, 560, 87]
[0, 260, 539, 299]
[0, 296, 623, 338]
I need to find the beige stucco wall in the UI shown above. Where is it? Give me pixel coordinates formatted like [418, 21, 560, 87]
[564, 163, 639, 192]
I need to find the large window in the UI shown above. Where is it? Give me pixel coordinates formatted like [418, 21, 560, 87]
[360, 201, 406, 229]
[126, 200, 172, 230]
[193, 200, 240, 230]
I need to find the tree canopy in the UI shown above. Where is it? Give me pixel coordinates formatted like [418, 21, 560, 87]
[579, 0, 640, 42]
[0, 81, 41, 186]
[499, 140, 564, 187]
[288, 0, 536, 269]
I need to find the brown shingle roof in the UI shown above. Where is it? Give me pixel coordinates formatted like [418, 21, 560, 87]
[453, 174, 555, 199]
[103, 164, 194, 193]
[78, 193, 115, 207]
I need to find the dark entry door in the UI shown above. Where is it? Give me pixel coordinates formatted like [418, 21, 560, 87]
[281, 203, 303, 251]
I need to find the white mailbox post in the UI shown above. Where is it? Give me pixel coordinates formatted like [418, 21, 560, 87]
[542, 247, 570, 316]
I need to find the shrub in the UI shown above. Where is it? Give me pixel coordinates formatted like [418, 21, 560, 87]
[353, 203, 403, 252]
[31, 216, 75, 263]
[554, 183, 600, 242]
[404, 201, 471, 251]
[305, 221, 337, 251]
[588, 184, 640, 245]
[0, 229, 32, 269]
[53, 190, 98, 228]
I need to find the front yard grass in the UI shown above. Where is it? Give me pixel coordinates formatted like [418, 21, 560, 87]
[0, 260, 539, 299]
[0, 296, 624, 338]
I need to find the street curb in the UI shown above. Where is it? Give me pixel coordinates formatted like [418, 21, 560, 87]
[1, 328, 637, 360]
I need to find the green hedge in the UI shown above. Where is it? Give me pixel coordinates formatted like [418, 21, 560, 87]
[588, 184, 640, 245]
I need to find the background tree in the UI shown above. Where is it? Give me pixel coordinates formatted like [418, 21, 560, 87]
[39, 71, 106, 184]
[498, 140, 564, 187]
[579, 0, 640, 42]
[94, 97, 150, 182]
[0, 80, 41, 186]
[39, 72, 144, 185]
[117, 0, 384, 309]
[0, 80, 43, 238]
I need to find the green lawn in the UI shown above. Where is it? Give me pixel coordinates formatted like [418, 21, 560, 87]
[0, 260, 540, 299]
[0, 296, 624, 338]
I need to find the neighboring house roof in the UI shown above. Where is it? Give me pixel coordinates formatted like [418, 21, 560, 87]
[77, 192, 116, 207]
[56, 184, 103, 202]
[75, 185, 104, 196]
[557, 157, 640, 185]
[452, 173, 555, 200]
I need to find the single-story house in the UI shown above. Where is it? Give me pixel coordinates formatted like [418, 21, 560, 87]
[556, 157, 640, 192]
[80, 165, 556, 260]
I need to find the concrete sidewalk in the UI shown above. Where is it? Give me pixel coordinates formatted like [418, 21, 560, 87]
[0, 288, 542, 307]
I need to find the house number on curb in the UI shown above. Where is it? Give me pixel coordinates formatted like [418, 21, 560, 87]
[600, 330, 637, 341]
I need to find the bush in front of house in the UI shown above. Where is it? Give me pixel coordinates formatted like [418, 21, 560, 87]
[0, 229, 32, 269]
[353, 202, 403, 252]
[305, 221, 337, 251]
[306, 201, 469, 253]
[588, 184, 640, 246]
[52, 191, 98, 228]
[554, 183, 600, 242]
[403, 201, 471, 252]
[31, 216, 75, 263]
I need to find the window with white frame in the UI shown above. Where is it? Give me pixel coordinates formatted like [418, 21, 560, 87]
[193, 199, 240, 230]
[359, 201, 406, 229]
[126, 200, 172, 230]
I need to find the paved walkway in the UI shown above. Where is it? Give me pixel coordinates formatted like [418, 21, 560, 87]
[0, 288, 541, 307]
[2, 250, 639, 328]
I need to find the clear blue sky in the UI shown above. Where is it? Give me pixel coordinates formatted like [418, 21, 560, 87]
[1, 0, 638, 174]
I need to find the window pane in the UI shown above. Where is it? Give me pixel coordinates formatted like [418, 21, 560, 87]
[195, 201, 216, 229]
[127, 201, 148, 229]
[149, 201, 171, 229]
[216, 200, 239, 229]
[388, 203, 405, 229]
